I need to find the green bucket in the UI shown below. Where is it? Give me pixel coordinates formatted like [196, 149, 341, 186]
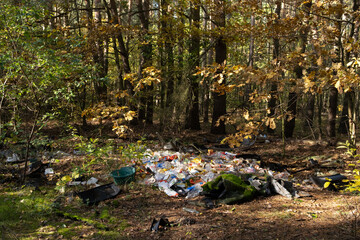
[111, 167, 136, 185]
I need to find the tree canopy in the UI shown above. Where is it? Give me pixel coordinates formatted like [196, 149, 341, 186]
[1, 0, 360, 147]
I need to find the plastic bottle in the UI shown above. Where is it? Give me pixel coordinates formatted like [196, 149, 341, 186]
[182, 207, 199, 214]
[154, 173, 165, 181]
[163, 187, 179, 197]
[145, 162, 157, 173]
[202, 172, 215, 182]
[204, 163, 212, 171]
[168, 176, 178, 187]
[185, 183, 203, 199]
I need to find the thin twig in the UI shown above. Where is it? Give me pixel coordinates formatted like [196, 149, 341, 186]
[21, 111, 39, 184]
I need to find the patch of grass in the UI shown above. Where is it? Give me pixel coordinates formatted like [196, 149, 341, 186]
[58, 226, 78, 238]
[279, 212, 294, 219]
[93, 230, 127, 239]
[100, 208, 110, 219]
[0, 187, 56, 239]
[257, 210, 295, 220]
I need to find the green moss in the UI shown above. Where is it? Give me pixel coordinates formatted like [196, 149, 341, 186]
[58, 227, 78, 238]
[100, 208, 110, 219]
[93, 231, 126, 239]
[0, 188, 57, 239]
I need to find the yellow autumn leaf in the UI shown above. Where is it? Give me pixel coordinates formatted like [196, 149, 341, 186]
[265, 118, 276, 130]
[334, 80, 341, 89]
[124, 111, 136, 121]
[347, 60, 354, 68]
[61, 175, 71, 182]
[317, 56, 323, 66]
[269, 118, 276, 130]
[324, 181, 331, 188]
[218, 73, 224, 84]
[243, 111, 250, 120]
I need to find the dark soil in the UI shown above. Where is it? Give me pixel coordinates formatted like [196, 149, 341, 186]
[1, 127, 360, 240]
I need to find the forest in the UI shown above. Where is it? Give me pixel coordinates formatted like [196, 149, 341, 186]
[1, 0, 360, 239]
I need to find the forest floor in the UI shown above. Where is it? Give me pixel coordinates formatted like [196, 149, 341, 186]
[1, 125, 360, 240]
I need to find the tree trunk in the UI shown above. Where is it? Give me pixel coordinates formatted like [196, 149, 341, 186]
[317, 93, 323, 139]
[165, 42, 174, 108]
[267, 0, 281, 134]
[338, 92, 350, 134]
[137, 0, 153, 124]
[347, 0, 359, 150]
[211, 0, 226, 134]
[284, 92, 297, 138]
[339, 0, 359, 136]
[163, 0, 175, 110]
[327, 86, 338, 138]
[348, 91, 356, 151]
[284, 1, 311, 138]
[93, 0, 108, 101]
[304, 93, 315, 128]
[327, 0, 343, 140]
[108, 0, 137, 124]
[203, 8, 213, 124]
[185, 1, 201, 130]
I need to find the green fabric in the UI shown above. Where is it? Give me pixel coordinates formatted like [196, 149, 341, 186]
[202, 174, 257, 204]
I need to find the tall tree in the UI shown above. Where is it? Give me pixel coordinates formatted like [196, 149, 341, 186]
[107, 0, 137, 119]
[185, 0, 201, 130]
[137, 0, 153, 124]
[327, 0, 344, 140]
[267, 0, 281, 134]
[284, 1, 311, 138]
[85, 0, 108, 101]
[211, 0, 227, 134]
[338, 0, 360, 135]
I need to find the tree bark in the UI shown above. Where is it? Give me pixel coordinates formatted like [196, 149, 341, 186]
[185, 1, 201, 130]
[211, 0, 226, 134]
[137, 0, 153, 124]
[338, 92, 349, 134]
[304, 93, 315, 128]
[317, 93, 323, 139]
[327, 86, 338, 138]
[284, 1, 311, 138]
[327, 0, 343, 140]
[284, 91, 298, 138]
[92, 0, 108, 101]
[108, 0, 137, 123]
[338, 0, 359, 135]
[267, 0, 281, 134]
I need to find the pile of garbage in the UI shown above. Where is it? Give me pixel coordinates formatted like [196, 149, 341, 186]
[2, 140, 349, 206]
[140, 149, 298, 204]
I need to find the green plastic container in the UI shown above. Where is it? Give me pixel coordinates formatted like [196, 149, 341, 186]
[111, 167, 136, 185]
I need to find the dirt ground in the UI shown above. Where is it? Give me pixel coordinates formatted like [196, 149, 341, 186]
[1, 128, 360, 240]
[110, 138, 360, 240]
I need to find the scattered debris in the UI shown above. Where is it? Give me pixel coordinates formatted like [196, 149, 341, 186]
[308, 158, 319, 167]
[182, 207, 200, 214]
[150, 217, 170, 232]
[111, 167, 135, 185]
[77, 183, 121, 205]
[52, 151, 71, 158]
[176, 217, 196, 225]
[4, 152, 21, 163]
[26, 161, 49, 178]
[44, 168, 54, 175]
[269, 177, 297, 199]
[202, 174, 257, 205]
[310, 174, 348, 191]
